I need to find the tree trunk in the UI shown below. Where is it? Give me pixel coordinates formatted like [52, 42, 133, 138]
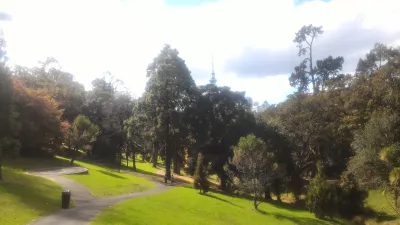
[132, 149, 136, 171]
[0, 146, 3, 181]
[126, 151, 129, 168]
[309, 41, 316, 93]
[152, 143, 158, 168]
[253, 197, 258, 210]
[173, 154, 180, 175]
[119, 150, 122, 172]
[220, 175, 227, 191]
[164, 120, 171, 180]
[264, 188, 272, 201]
[70, 148, 77, 165]
[165, 152, 172, 180]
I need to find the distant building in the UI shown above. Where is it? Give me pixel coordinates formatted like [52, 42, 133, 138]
[209, 53, 217, 85]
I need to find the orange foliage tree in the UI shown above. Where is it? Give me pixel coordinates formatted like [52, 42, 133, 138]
[12, 78, 67, 157]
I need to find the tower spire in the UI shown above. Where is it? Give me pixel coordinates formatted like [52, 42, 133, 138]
[210, 52, 217, 85]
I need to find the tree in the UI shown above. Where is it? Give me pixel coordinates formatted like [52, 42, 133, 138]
[306, 161, 337, 219]
[348, 110, 400, 189]
[144, 44, 197, 180]
[290, 24, 323, 93]
[290, 25, 344, 93]
[13, 58, 86, 123]
[67, 115, 100, 165]
[12, 77, 67, 157]
[194, 152, 209, 194]
[0, 35, 15, 180]
[230, 134, 273, 209]
[189, 84, 256, 190]
[264, 92, 353, 199]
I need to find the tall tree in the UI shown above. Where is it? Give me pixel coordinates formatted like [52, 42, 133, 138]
[13, 58, 86, 122]
[12, 79, 68, 157]
[144, 44, 196, 180]
[290, 25, 344, 93]
[0, 35, 14, 180]
[189, 84, 256, 189]
[66, 115, 100, 165]
[230, 134, 274, 209]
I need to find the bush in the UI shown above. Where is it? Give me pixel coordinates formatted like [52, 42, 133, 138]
[194, 153, 209, 194]
[337, 173, 368, 219]
[306, 175, 338, 219]
[306, 168, 368, 219]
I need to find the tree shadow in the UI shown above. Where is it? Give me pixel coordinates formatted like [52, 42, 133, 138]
[0, 168, 64, 221]
[363, 207, 399, 222]
[96, 170, 127, 179]
[255, 208, 345, 225]
[201, 193, 244, 208]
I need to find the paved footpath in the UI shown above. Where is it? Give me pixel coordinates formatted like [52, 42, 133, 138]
[27, 167, 172, 225]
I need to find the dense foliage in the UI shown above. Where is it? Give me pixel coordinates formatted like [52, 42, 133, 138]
[1, 23, 399, 220]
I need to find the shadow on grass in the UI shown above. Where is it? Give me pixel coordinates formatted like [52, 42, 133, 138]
[363, 207, 399, 223]
[96, 170, 127, 179]
[0, 168, 63, 218]
[4, 156, 72, 171]
[256, 208, 344, 225]
[201, 193, 244, 208]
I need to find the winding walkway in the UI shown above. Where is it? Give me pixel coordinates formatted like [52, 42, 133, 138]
[27, 167, 172, 225]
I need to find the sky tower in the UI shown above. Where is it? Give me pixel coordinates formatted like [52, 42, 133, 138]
[209, 53, 217, 85]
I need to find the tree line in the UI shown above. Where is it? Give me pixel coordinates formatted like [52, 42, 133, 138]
[1, 24, 400, 220]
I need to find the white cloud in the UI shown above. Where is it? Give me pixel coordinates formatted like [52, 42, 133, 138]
[1, 0, 400, 104]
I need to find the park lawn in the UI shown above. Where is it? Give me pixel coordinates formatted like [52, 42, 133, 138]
[91, 187, 347, 225]
[121, 155, 164, 176]
[365, 190, 400, 224]
[0, 166, 64, 225]
[60, 157, 156, 197]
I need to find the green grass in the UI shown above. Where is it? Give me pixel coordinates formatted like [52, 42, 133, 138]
[0, 162, 66, 225]
[121, 155, 164, 176]
[365, 190, 400, 224]
[59, 157, 156, 197]
[91, 187, 346, 225]
[4, 157, 72, 171]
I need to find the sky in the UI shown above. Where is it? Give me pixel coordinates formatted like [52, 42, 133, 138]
[0, 0, 399, 105]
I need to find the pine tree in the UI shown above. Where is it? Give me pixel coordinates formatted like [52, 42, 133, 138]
[194, 153, 209, 194]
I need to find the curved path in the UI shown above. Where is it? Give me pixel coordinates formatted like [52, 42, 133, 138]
[27, 167, 172, 225]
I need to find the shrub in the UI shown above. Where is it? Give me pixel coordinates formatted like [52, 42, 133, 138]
[306, 176, 338, 219]
[337, 173, 368, 219]
[194, 153, 209, 194]
[306, 167, 368, 219]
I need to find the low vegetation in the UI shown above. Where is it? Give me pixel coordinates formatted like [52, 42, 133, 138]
[91, 187, 345, 225]
[61, 157, 155, 197]
[0, 160, 66, 225]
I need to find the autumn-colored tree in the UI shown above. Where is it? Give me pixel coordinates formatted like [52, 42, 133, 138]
[12, 78, 67, 157]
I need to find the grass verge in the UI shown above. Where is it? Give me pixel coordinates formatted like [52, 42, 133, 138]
[91, 186, 346, 225]
[0, 165, 65, 225]
[58, 157, 156, 197]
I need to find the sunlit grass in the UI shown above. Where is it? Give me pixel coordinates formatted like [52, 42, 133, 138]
[57, 156, 155, 197]
[91, 186, 346, 225]
[0, 159, 68, 225]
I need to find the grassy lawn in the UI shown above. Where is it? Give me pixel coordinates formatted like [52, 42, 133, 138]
[365, 190, 400, 224]
[91, 187, 346, 225]
[60, 157, 156, 197]
[121, 155, 164, 176]
[0, 161, 66, 225]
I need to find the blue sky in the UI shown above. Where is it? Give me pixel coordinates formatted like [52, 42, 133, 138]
[165, 0, 219, 6]
[0, 0, 399, 105]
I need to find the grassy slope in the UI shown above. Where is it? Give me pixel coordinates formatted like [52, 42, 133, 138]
[365, 190, 400, 224]
[92, 187, 346, 225]
[0, 158, 68, 225]
[60, 157, 155, 197]
[121, 155, 163, 176]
